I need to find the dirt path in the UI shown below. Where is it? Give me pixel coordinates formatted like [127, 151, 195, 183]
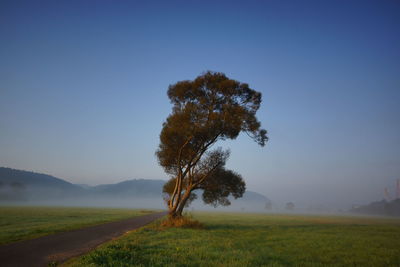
[0, 211, 167, 267]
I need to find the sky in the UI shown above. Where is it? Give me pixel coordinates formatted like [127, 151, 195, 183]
[1, 0, 399, 209]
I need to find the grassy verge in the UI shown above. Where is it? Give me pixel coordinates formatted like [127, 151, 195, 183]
[64, 211, 400, 267]
[0, 206, 155, 245]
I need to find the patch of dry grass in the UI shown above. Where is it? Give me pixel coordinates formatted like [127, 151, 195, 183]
[159, 214, 204, 229]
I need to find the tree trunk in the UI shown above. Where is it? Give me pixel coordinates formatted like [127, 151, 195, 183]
[168, 205, 178, 218]
[175, 189, 192, 216]
[168, 188, 192, 219]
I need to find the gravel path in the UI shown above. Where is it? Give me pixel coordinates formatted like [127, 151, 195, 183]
[0, 211, 167, 267]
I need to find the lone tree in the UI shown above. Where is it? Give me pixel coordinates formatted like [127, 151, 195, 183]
[286, 202, 295, 211]
[156, 71, 267, 219]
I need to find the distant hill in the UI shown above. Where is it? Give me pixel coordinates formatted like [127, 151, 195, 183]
[350, 199, 400, 217]
[240, 190, 270, 203]
[89, 179, 165, 198]
[0, 167, 84, 201]
[0, 167, 79, 189]
[0, 167, 271, 211]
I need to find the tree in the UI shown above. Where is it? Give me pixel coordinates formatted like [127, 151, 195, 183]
[285, 202, 295, 211]
[156, 71, 268, 219]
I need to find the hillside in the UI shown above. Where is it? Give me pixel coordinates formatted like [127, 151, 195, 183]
[0, 167, 84, 201]
[0, 167, 79, 189]
[89, 179, 165, 197]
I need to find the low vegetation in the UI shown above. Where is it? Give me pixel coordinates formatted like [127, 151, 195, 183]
[159, 214, 203, 229]
[64, 212, 400, 266]
[0, 206, 154, 245]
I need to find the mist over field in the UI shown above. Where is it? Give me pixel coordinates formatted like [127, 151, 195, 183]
[2, 167, 399, 216]
[0, 167, 276, 213]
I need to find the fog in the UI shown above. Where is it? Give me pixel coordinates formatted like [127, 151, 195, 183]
[0, 181, 369, 215]
[2, 164, 400, 217]
[2, 174, 400, 218]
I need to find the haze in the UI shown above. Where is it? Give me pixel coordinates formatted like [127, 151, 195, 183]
[1, 0, 399, 210]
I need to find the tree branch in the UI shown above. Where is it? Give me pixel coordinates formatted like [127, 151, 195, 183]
[193, 161, 222, 187]
[170, 136, 193, 208]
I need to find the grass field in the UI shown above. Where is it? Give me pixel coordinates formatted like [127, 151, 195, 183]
[65, 211, 400, 267]
[0, 206, 155, 245]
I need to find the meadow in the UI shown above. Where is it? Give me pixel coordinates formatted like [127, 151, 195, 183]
[65, 211, 400, 267]
[0, 206, 154, 245]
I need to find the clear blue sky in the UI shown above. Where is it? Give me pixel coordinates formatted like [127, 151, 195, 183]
[1, 0, 399, 209]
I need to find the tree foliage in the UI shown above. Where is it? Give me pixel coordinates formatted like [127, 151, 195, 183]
[156, 71, 267, 218]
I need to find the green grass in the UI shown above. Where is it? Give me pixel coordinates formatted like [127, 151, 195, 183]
[65, 211, 400, 267]
[0, 206, 155, 245]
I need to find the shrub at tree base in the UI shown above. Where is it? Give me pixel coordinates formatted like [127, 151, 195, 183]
[160, 216, 204, 229]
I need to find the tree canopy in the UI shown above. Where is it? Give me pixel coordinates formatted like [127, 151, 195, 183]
[156, 71, 267, 218]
